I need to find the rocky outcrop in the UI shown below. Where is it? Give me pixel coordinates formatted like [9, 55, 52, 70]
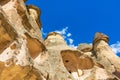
[0, 0, 45, 80]
[38, 32, 75, 80]
[77, 43, 92, 52]
[92, 32, 120, 79]
[0, 0, 120, 80]
[0, 62, 42, 80]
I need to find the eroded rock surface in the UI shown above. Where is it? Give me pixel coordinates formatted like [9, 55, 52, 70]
[92, 32, 120, 79]
[0, 0, 45, 80]
[0, 0, 120, 80]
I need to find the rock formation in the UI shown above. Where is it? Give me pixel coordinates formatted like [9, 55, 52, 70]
[0, 0, 45, 79]
[0, 0, 120, 80]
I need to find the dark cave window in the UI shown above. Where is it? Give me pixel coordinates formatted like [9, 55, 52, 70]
[69, 71, 71, 73]
[65, 60, 69, 63]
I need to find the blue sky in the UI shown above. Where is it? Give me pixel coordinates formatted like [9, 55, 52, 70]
[26, 0, 120, 56]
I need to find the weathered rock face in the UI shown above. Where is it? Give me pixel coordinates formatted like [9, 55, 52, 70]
[37, 32, 75, 80]
[0, 62, 42, 80]
[77, 43, 92, 52]
[0, 0, 120, 80]
[92, 32, 120, 79]
[0, 0, 45, 80]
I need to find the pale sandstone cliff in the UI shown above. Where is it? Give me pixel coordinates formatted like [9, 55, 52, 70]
[0, 0, 120, 80]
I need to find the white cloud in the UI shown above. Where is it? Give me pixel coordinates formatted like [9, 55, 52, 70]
[67, 33, 72, 37]
[68, 38, 73, 44]
[110, 41, 120, 54]
[69, 44, 77, 49]
[54, 27, 77, 48]
[41, 28, 47, 37]
[55, 27, 68, 35]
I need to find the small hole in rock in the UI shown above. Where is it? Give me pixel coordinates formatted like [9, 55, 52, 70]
[69, 71, 71, 73]
[65, 60, 69, 63]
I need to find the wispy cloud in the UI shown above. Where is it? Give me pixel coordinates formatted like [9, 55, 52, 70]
[110, 41, 120, 55]
[68, 38, 73, 44]
[55, 27, 72, 39]
[41, 28, 47, 38]
[55, 27, 77, 48]
[55, 27, 68, 35]
[67, 33, 72, 37]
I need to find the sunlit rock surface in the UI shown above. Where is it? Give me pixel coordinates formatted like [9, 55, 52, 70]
[0, 0, 120, 80]
[0, 0, 45, 80]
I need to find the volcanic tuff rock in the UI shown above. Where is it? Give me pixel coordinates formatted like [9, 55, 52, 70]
[0, 0, 120, 80]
